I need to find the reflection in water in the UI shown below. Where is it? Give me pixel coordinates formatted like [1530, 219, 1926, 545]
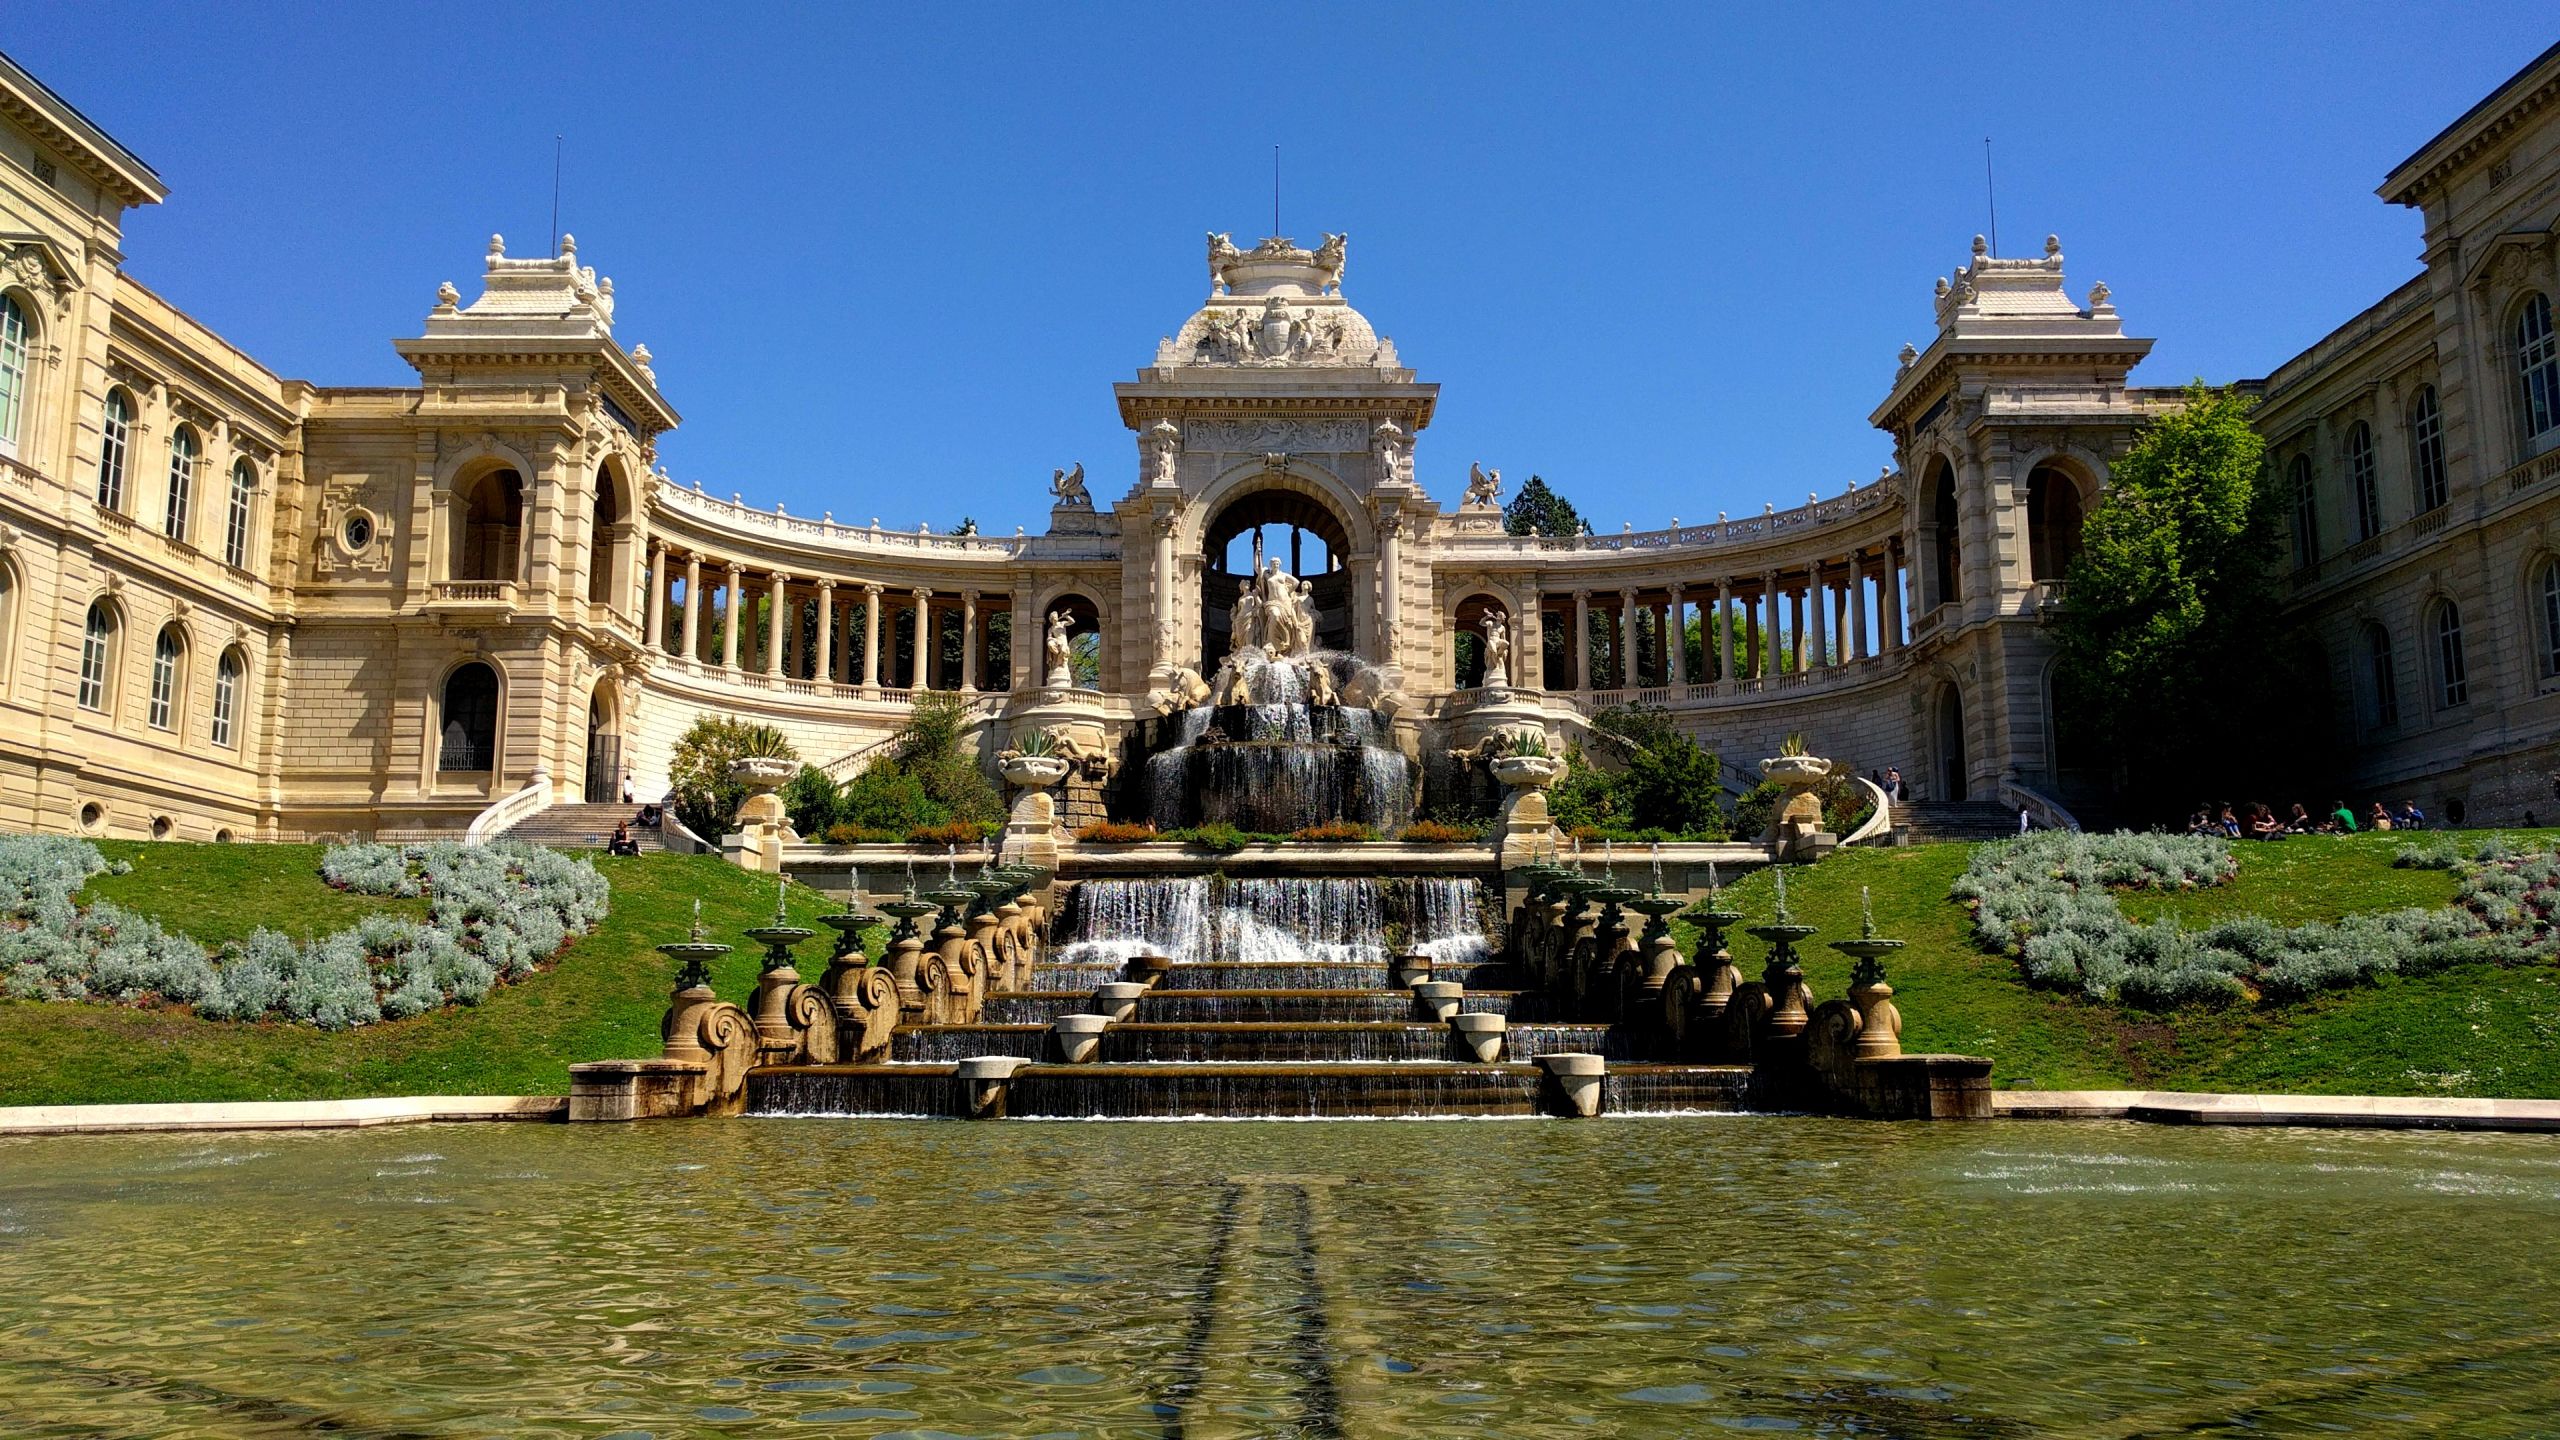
[3, 1118, 2559, 1436]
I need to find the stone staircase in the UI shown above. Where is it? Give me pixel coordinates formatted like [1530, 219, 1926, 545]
[1894, 800, 2024, 845]
[502, 803, 666, 852]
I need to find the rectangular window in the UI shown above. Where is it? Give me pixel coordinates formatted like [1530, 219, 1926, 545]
[2437, 609, 2469, 709]
[78, 628, 108, 711]
[2411, 389, 2447, 513]
[149, 642, 176, 730]
[211, 657, 238, 748]
[2368, 629, 2398, 728]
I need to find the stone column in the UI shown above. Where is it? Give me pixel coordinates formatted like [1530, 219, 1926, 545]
[911, 589, 933, 690]
[1152, 514, 1179, 677]
[862, 584, 883, 689]
[1532, 598, 1551, 690]
[1715, 580, 1734, 685]
[1573, 589, 1592, 694]
[1760, 571, 1779, 678]
[1808, 564, 1828, 671]
[961, 590, 979, 691]
[681, 552, 702, 662]
[721, 564, 743, 670]
[814, 580, 835, 683]
[1882, 547, 1904, 651]
[1378, 513, 1403, 665]
[766, 573, 788, 677]
[1617, 588, 1638, 690]
[1669, 584, 1687, 686]
[644, 542, 666, 651]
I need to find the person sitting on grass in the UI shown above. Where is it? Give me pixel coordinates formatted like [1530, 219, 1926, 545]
[608, 821, 641, 857]
[2330, 800, 2358, 833]
[2397, 799, 2427, 831]
[2287, 802, 2318, 833]
[636, 803, 662, 828]
[2367, 802, 2395, 832]
[2246, 803, 2287, 841]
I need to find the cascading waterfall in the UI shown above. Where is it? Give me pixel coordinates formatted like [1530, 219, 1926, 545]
[1141, 650, 1415, 833]
[1059, 875, 1488, 970]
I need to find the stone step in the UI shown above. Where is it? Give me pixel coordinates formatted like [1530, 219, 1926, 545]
[744, 1061, 1760, 1120]
[502, 803, 668, 852]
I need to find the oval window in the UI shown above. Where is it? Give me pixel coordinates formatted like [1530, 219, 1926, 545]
[343, 513, 374, 552]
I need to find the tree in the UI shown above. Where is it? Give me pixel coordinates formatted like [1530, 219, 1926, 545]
[2053, 382, 2323, 809]
[667, 716, 797, 838]
[781, 764, 842, 837]
[1548, 704, 1728, 838]
[1503, 475, 1585, 538]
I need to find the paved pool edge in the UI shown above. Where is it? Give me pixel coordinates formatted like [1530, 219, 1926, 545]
[0, 1095, 568, 1135]
[1993, 1090, 2560, 1132]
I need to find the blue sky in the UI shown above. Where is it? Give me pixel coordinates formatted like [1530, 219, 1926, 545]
[10, 4, 2551, 533]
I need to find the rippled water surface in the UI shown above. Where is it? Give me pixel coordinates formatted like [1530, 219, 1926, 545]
[4, 1117, 2558, 1436]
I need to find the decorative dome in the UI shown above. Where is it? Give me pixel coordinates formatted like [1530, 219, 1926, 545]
[1154, 233, 1397, 369]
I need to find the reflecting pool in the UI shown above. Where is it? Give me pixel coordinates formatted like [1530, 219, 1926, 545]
[3, 1117, 2557, 1436]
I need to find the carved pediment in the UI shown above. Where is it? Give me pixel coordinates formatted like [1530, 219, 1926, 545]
[0, 235, 79, 317]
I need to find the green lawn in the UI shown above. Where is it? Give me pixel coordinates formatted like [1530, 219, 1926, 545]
[6, 833, 2557, 1106]
[1669, 832, 2560, 1099]
[0, 845, 879, 1107]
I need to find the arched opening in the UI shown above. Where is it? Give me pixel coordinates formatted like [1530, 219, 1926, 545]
[148, 624, 188, 732]
[78, 598, 121, 714]
[2516, 291, 2559, 445]
[1934, 683, 1967, 803]
[0, 292, 33, 455]
[588, 466, 623, 606]
[0, 559, 15, 695]
[1451, 592, 1507, 689]
[1924, 460, 1960, 609]
[1200, 486, 1354, 660]
[437, 661, 501, 773]
[163, 425, 199, 543]
[584, 684, 622, 803]
[2361, 622, 2399, 729]
[2026, 465, 2088, 582]
[1042, 592, 1105, 689]
[452, 469, 525, 582]
[225, 458, 257, 570]
[212, 646, 245, 749]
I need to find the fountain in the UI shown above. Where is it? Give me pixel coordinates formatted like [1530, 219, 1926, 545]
[1142, 560, 1413, 832]
[1828, 886, 1907, 1061]
[1744, 869, 1820, 1041]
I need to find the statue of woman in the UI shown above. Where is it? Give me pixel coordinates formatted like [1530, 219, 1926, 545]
[1480, 609, 1511, 688]
[1045, 610, 1074, 684]
[1230, 575, 1263, 656]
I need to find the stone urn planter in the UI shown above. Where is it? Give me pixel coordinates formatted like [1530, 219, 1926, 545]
[725, 756, 800, 873]
[1491, 755, 1565, 789]
[1758, 753, 1837, 861]
[999, 754, 1071, 789]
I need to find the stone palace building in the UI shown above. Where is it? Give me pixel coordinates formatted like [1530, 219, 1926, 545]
[3, 42, 2558, 842]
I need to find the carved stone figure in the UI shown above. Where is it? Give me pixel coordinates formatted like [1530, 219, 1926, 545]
[1370, 419, 1410, 488]
[1207, 231, 1243, 290]
[1464, 463, 1503, 508]
[1049, 462, 1089, 508]
[1044, 610, 1074, 686]
[1480, 609, 1511, 687]
[1141, 418, 1182, 486]
[1230, 578, 1263, 657]
[1314, 232, 1347, 290]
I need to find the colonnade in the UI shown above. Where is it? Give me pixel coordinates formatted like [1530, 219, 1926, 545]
[639, 542, 1008, 694]
[1528, 542, 1906, 694]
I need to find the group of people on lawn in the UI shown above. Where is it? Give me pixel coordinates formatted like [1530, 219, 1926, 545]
[2188, 799, 2424, 839]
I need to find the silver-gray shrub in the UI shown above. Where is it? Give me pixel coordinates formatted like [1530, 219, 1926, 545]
[1955, 830, 2544, 1009]
[0, 835, 610, 1029]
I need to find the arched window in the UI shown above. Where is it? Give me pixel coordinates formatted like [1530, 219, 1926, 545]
[0, 293, 29, 452]
[2363, 623, 2398, 728]
[2521, 293, 2560, 442]
[588, 468, 621, 605]
[2409, 385, 2446, 513]
[211, 647, 244, 749]
[437, 662, 500, 771]
[453, 469, 524, 582]
[2346, 421, 2379, 542]
[2026, 465, 2087, 581]
[2433, 601, 2469, 709]
[78, 600, 118, 713]
[148, 625, 186, 731]
[1926, 462, 1960, 608]
[163, 425, 199, 543]
[224, 458, 256, 569]
[2539, 561, 2560, 682]
[2288, 455, 2318, 568]
[97, 389, 133, 511]
[0, 561, 14, 692]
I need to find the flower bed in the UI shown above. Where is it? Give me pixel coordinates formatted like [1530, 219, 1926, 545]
[1, 836, 609, 1029]
[1952, 831, 2546, 1008]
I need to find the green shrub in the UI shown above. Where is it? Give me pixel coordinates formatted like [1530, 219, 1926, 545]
[668, 717, 797, 839]
[782, 764, 842, 837]
[841, 765, 943, 834]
